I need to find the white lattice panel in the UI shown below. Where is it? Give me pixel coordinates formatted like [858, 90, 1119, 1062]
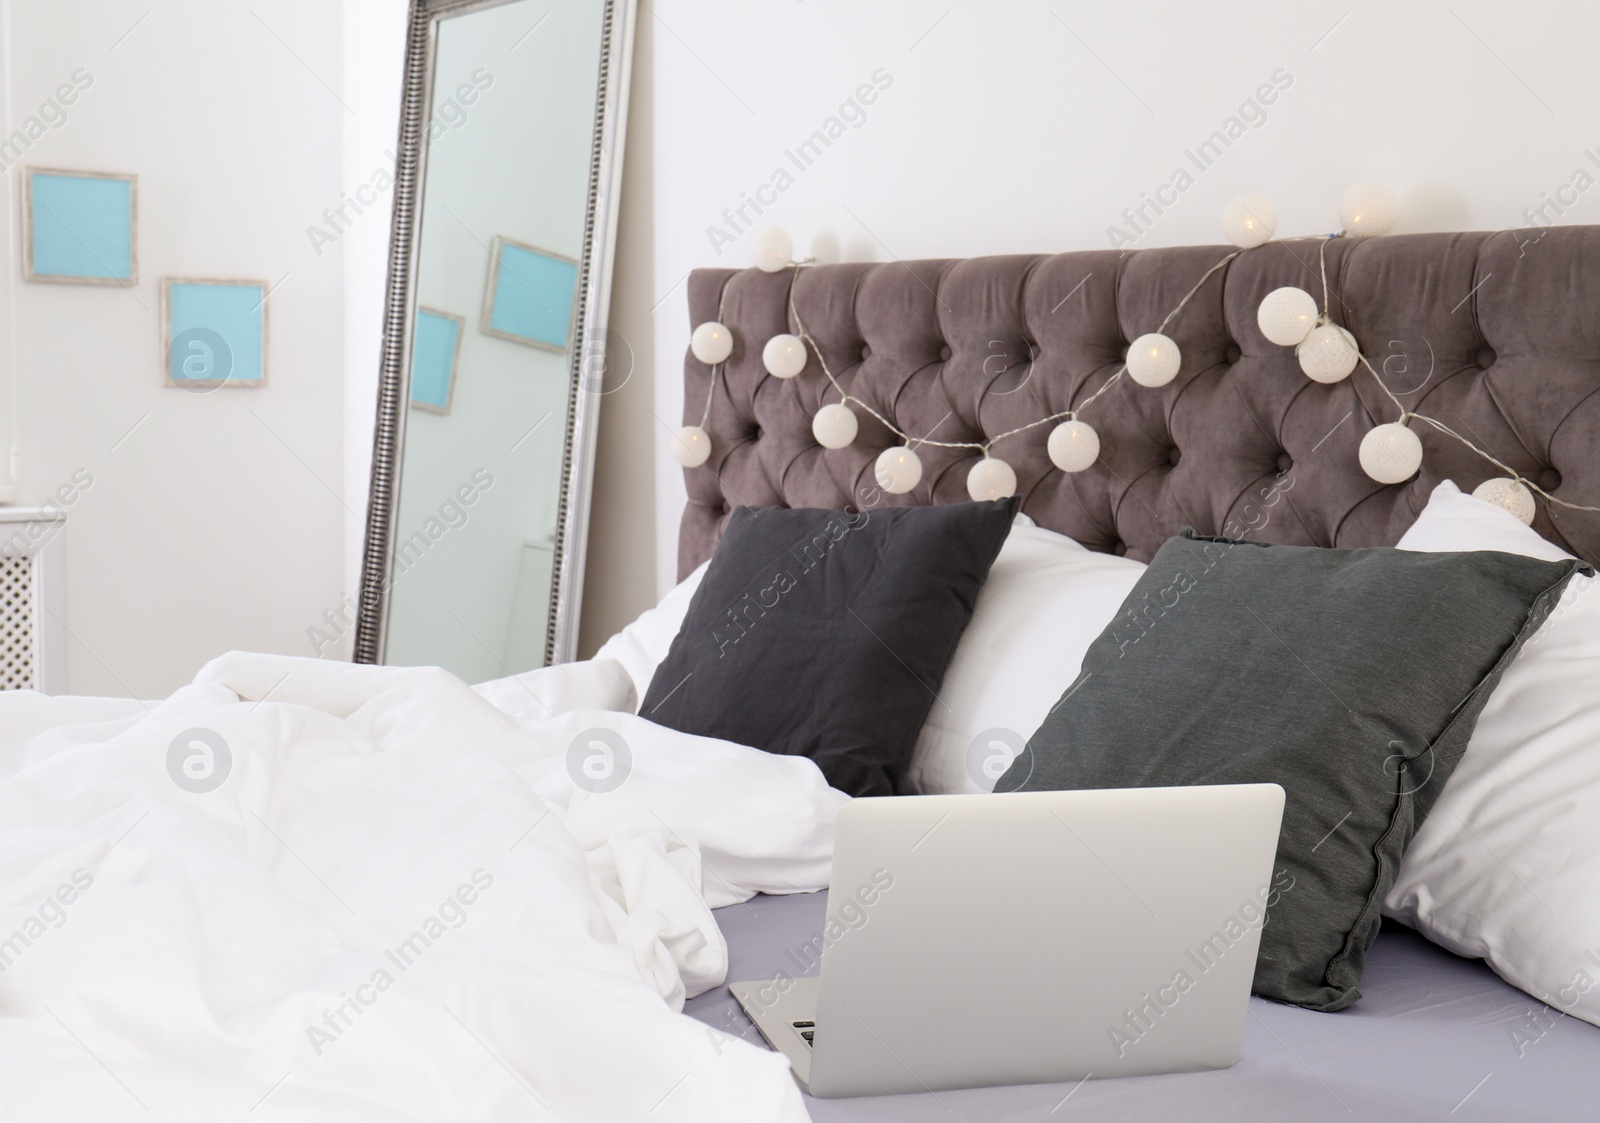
[0, 508, 65, 694]
[0, 554, 34, 690]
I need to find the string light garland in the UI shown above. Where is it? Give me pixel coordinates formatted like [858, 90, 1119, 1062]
[682, 183, 1600, 525]
[672, 307, 732, 467]
[1256, 198, 1600, 522]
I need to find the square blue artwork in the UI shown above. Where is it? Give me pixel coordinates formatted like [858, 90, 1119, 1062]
[29, 172, 135, 282]
[485, 240, 578, 351]
[411, 308, 463, 412]
[166, 281, 266, 386]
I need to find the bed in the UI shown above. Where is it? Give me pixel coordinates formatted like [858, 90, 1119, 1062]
[672, 225, 1600, 1119]
[6, 227, 1600, 1122]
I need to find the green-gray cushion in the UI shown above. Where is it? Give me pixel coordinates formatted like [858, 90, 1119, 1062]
[998, 528, 1588, 1011]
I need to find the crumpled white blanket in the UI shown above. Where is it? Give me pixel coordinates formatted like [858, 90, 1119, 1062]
[0, 652, 845, 1122]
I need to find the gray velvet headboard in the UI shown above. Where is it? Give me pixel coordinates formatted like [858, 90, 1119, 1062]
[678, 227, 1600, 577]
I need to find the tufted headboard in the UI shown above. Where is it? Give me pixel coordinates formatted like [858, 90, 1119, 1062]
[678, 227, 1600, 578]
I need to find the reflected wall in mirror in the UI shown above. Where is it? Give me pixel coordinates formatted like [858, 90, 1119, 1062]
[355, 0, 636, 681]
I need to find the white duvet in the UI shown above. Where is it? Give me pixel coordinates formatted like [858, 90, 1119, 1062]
[0, 652, 845, 1122]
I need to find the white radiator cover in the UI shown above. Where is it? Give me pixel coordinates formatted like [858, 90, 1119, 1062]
[0, 507, 66, 693]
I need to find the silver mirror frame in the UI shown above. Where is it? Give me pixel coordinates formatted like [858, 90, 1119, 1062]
[353, 0, 638, 668]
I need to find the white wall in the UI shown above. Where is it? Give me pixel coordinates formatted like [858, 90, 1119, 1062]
[0, 0, 349, 697]
[580, 0, 1600, 650]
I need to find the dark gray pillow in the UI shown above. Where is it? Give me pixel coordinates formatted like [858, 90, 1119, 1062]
[641, 499, 1016, 797]
[998, 528, 1588, 1011]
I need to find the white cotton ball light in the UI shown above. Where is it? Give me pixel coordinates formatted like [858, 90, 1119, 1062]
[1257, 287, 1319, 347]
[670, 425, 711, 468]
[1297, 324, 1360, 384]
[1340, 183, 1397, 238]
[762, 333, 807, 379]
[752, 226, 793, 272]
[690, 321, 733, 365]
[1359, 422, 1422, 484]
[875, 446, 923, 494]
[967, 456, 1017, 501]
[1473, 477, 1536, 526]
[1222, 194, 1277, 249]
[812, 403, 858, 449]
[1127, 333, 1181, 388]
[1047, 419, 1099, 473]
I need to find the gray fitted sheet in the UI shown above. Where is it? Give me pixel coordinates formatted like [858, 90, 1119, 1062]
[684, 891, 1597, 1122]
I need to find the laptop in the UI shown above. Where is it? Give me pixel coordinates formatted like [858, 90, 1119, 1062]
[730, 784, 1285, 1098]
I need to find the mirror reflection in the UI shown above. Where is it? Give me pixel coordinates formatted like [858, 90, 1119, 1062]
[384, 0, 605, 681]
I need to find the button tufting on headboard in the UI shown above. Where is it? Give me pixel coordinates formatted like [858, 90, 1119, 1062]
[677, 229, 1600, 578]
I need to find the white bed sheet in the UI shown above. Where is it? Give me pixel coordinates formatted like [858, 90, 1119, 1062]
[0, 652, 846, 1122]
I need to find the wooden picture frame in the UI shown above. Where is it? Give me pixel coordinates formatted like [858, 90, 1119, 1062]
[22, 166, 138, 285]
[161, 277, 270, 389]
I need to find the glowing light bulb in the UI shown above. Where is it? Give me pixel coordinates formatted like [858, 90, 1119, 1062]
[1472, 477, 1536, 526]
[670, 425, 711, 467]
[1127, 333, 1181, 388]
[1298, 324, 1360, 384]
[1222, 194, 1277, 249]
[1339, 183, 1397, 237]
[967, 456, 1017, 501]
[1358, 422, 1422, 484]
[875, 446, 923, 494]
[752, 226, 793, 272]
[690, 322, 733, 365]
[1257, 287, 1319, 347]
[1047, 420, 1099, 472]
[812, 403, 858, 449]
[762, 333, 807, 379]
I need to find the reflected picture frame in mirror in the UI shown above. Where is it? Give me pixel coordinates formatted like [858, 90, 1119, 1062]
[481, 235, 580, 353]
[409, 306, 465, 414]
[354, 0, 637, 673]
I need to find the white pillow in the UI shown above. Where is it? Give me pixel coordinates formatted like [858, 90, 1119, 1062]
[474, 657, 638, 724]
[1386, 480, 1600, 1025]
[594, 561, 709, 703]
[902, 521, 1146, 794]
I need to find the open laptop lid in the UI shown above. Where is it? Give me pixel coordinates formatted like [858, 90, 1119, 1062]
[808, 785, 1285, 1098]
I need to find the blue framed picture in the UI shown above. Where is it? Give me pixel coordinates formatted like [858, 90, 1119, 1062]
[23, 167, 137, 284]
[481, 235, 578, 352]
[410, 307, 464, 414]
[162, 278, 268, 389]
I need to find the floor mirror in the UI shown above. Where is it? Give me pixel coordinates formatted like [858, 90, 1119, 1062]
[354, 0, 636, 679]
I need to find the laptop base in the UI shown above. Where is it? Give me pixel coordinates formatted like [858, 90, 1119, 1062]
[730, 975, 820, 1094]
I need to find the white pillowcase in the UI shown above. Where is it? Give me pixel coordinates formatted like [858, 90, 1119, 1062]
[1386, 480, 1600, 1024]
[902, 521, 1146, 794]
[474, 657, 639, 724]
[594, 561, 709, 704]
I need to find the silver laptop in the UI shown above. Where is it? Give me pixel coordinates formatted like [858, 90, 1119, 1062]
[731, 784, 1285, 1098]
